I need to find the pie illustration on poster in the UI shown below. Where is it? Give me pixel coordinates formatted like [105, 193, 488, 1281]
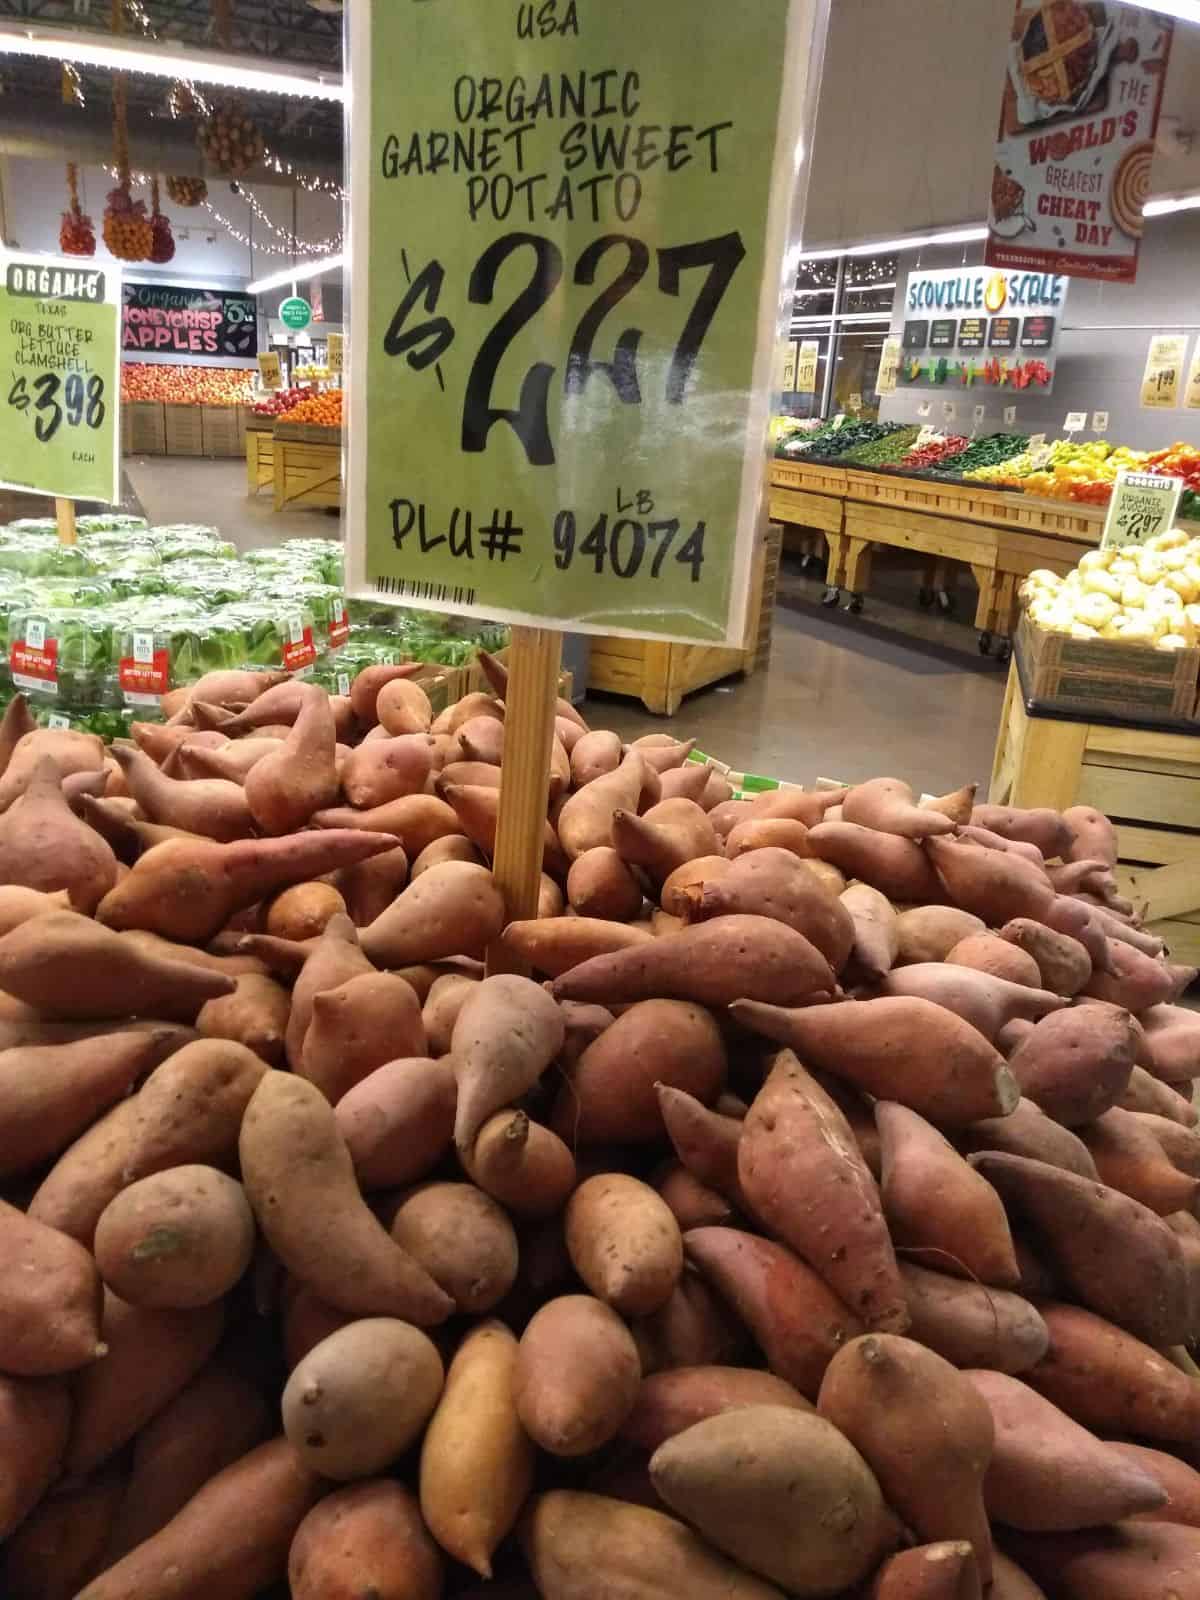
[985, 2, 1174, 283]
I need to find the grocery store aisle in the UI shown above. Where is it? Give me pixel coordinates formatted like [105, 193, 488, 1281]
[121, 456, 1006, 794]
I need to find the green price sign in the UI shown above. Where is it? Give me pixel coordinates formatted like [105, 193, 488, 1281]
[280, 297, 312, 331]
[1101, 470, 1184, 550]
[0, 254, 120, 504]
[347, 0, 808, 644]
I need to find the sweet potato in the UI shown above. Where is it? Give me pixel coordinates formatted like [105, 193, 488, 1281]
[926, 835, 1054, 924]
[67, 1289, 225, 1475]
[331, 841, 412, 927]
[818, 1334, 995, 1582]
[970, 804, 1074, 858]
[439, 781, 565, 872]
[26, 1094, 141, 1246]
[550, 998, 724, 1146]
[514, 1295, 641, 1456]
[1112, 1442, 1200, 1528]
[965, 1368, 1165, 1531]
[262, 881, 345, 942]
[313, 792, 462, 856]
[878, 1101, 1018, 1286]
[552, 914, 835, 1008]
[463, 1109, 577, 1218]
[895, 905, 986, 965]
[946, 931, 1042, 987]
[74, 1436, 323, 1600]
[1006, 1005, 1137, 1127]
[109, 743, 254, 841]
[610, 799, 719, 885]
[390, 1181, 517, 1313]
[1134, 1110, 1200, 1173]
[1060, 802, 1117, 866]
[195, 972, 289, 1066]
[283, 914, 372, 1071]
[999, 917, 1091, 995]
[523, 1490, 785, 1600]
[0, 1197, 104, 1373]
[1, 1462, 125, 1599]
[239, 1070, 453, 1325]
[123, 1037, 268, 1182]
[241, 684, 338, 834]
[0, 758, 117, 912]
[360, 859, 505, 967]
[0, 1372, 71, 1539]
[844, 776, 956, 839]
[556, 751, 647, 860]
[651, 1405, 900, 1595]
[0, 725, 104, 809]
[335, 1056, 457, 1190]
[879, 963, 1064, 1043]
[410, 834, 478, 878]
[102, 1362, 270, 1562]
[282, 1317, 443, 1479]
[635, 1266, 743, 1372]
[0, 910, 232, 1020]
[1083, 938, 1179, 1011]
[658, 1085, 744, 1206]
[570, 729, 622, 786]
[959, 1098, 1098, 1179]
[566, 1173, 683, 1316]
[870, 1544, 982, 1600]
[1139, 1003, 1200, 1085]
[970, 1151, 1189, 1346]
[0, 692, 36, 778]
[422, 972, 480, 1054]
[837, 881, 899, 981]
[452, 974, 565, 1150]
[1005, 1521, 1200, 1600]
[1076, 1107, 1200, 1214]
[732, 997, 1018, 1126]
[808, 819, 943, 901]
[899, 1262, 1048, 1373]
[0, 882, 70, 934]
[290, 1481, 442, 1600]
[622, 1366, 810, 1453]
[1119, 1065, 1199, 1125]
[299, 971, 425, 1103]
[419, 1320, 534, 1577]
[94, 1165, 254, 1309]
[567, 845, 645, 921]
[501, 915, 653, 976]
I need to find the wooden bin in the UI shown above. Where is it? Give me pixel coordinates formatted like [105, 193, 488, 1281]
[463, 644, 573, 705]
[588, 522, 782, 715]
[1016, 612, 1200, 726]
[990, 660, 1200, 969]
[273, 425, 343, 512]
[202, 405, 243, 458]
[122, 401, 166, 456]
[163, 403, 204, 458]
[245, 424, 275, 495]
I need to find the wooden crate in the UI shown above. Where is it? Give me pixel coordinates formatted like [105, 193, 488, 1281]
[588, 522, 781, 714]
[1016, 612, 1200, 726]
[990, 662, 1200, 969]
[122, 401, 166, 456]
[273, 437, 342, 512]
[163, 403, 204, 458]
[245, 430, 274, 495]
[462, 643, 572, 705]
[770, 459, 847, 497]
[202, 405, 242, 458]
[274, 422, 344, 446]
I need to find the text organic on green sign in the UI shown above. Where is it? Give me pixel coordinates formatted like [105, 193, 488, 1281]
[0, 255, 121, 505]
[347, 0, 808, 644]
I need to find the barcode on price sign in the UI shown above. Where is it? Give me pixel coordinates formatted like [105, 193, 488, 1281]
[374, 578, 478, 607]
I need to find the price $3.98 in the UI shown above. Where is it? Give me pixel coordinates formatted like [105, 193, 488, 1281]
[7, 373, 106, 443]
[384, 228, 746, 468]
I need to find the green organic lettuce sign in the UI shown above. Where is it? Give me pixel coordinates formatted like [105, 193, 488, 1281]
[0, 255, 121, 504]
[347, 0, 806, 643]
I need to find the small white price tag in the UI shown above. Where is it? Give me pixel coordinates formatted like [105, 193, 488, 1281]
[917, 401, 932, 418]
[848, 392, 863, 413]
[942, 400, 958, 423]
[914, 425, 939, 448]
[337, 672, 351, 698]
[287, 615, 304, 645]
[24, 618, 45, 651]
[47, 713, 70, 730]
[973, 404, 987, 424]
[831, 413, 846, 430]
[1092, 410, 1109, 433]
[1003, 405, 1017, 427]
[132, 631, 155, 665]
[1064, 411, 1087, 433]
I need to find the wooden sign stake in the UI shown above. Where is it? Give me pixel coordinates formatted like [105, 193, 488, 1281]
[485, 625, 563, 978]
[55, 498, 77, 546]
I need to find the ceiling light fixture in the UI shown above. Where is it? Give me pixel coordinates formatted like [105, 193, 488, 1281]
[0, 20, 343, 99]
[247, 253, 345, 294]
[1143, 192, 1200, 216]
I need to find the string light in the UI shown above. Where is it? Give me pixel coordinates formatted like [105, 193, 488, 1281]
[260, 143, 345, 200]
[230, 181, 342, 251]
[201, 196, 341, 256]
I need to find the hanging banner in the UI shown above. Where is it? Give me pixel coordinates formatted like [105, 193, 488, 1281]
[0, 253, 121, 504]
[898, 264, 1068, 392]
[347, 0, 811, 644]
[984, 3, 1173, 284]
[795, 339, 819, 394]
[1140, 333, 1186, 409]
[876, 335, 901, 395]
[258, 351, 283, 391]
[775, 340, 798, 394]
[122, 281, 258, 360]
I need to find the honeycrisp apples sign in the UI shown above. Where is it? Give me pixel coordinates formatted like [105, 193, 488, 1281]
[346, 0, 809, 644]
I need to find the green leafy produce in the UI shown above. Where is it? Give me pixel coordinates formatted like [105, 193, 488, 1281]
[930, 433, 1030, 476]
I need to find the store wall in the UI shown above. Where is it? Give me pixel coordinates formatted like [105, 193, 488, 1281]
[878, 210, 1200, 451]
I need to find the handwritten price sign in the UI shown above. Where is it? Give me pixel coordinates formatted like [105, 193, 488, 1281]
[0, 256, 120, 503]
[346, 0, 808, 644]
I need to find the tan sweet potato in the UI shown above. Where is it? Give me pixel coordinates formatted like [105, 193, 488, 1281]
[420, 1320, 534, 1577]
[195, 972, 289, 1066]
[879, 963, 1065, 1042]
[738, 1051, 905, 1332]
[0, 1372, 71, 1539]
[895, 905, 986, 965]
[463, 1109, 577, 1218]
[566, 845, 644, 921]
[0, 725, 104, 809]
[290, 1481, 442, 1600]
[870, 1544, 983, 1600]
[611, 799, 719, 886]
[1006, 1006, 1137, 1126]
[501, 915, 653, 976]
[556, 751, 648, 860]
[965, 1368, 1165, 1531]
[514, 1295, 641, 1456]
[1119, 1066, 1199, 1126]
[844, 776, 956, 839]
[0, 758, 117, 912]
[1005, 1521, 1200, 1600]
[724, 815, 815, 859]
[123, 1037, 268, 1183]
[926, 835, 1054, 924]
[899, 1262, 1048, 1373]
[389, 1181, 517, 1313]
[658, 1085, 744, 1206]
[570, 729, 622, 786]
[360, 859, 505, 967]
[732, 996, 1018, 1126]
[335, 1056, 457, 1190]
[524, 1490, 786, 1600]
[74, 1436, 323, 1600]
[878, 1101, 1019, 1286]
[960, 1098, 1098, 1179]
[1112, 1442, 1200, 1528]
[808, 819, 942, 901]
[970, 1151, 1189, 1346]
[452, 974, 565, 1150]
[240, 1070, 453, 1325]
[651, 1405, 900, 1596]
[946, 931, 1042, 987]
[1076, 1107, 1200, 1214]
[93, 1165, 254, 1309]
[0, 1197, 104, 1374]
[622, 1366, 810, 1454]
[67, 1289, 225, 1475]
[299, 971, 425, 1104]
[422, 972, 480, 1055]
[282, 1317, 443, 1479]
[1027, 1301, 1200, 1442]
[819, 1334, 995, 1582]
[566, 1173, 683, 1316]
[1000, 918, 1092, 996]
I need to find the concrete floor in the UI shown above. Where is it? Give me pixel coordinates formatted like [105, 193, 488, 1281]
[122, 457, 1008, 794]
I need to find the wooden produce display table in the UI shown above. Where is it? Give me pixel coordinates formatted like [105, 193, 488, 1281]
[990, 660, 1200, 967]
[768, 460, 1102, 658]
[587, 523, 781, 715]
[245, 422, 274, 496]
[273, 424, 343, 512]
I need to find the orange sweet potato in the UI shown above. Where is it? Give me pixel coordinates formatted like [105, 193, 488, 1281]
[1112, 1442, 1200, 1528]
[566, 1173, 683, 1317]
[959, 1098, 1098, 1179]
[452, 974, 565, 1150]
[926, 836, 1054, 924]
[1083, 938, 1179, 1011]
[0, 1372, 71, 1539]
[123, 1037, 268, 1183]
[0, 758, 117, 912]
[0, 1463, 126, 1600]
[514, 1295, 641, 1456]
[463, 1109, 577, 1218]
[879, 963, 1064, 1043]
[738, 1051, 906, 1333]
[899, 1263, 1049, 1374]
[819, 1334, 995, 1583]
[335, 1056, 457, 1190]
[566, 845, 645, 921]
[658, 1085, 743, 1206]
[869, 1544, 982, 1600]
[300, 971, 425, 1103]
[262, 881, 345, 941]
[0, 1198, 104, 1374]
[1006, 1006, 1137, 1126]
[195, 972, 290, 1066]
[501, 915, 653, 976]
[732, 996, 1018, 1126]
[290, 1480, 442, 1600]
[360, 859, 506, 967]
[808, 819, 943, 901]
[1004, 1521, 1200, 1600]
[622, 1366, 810, 1454]
[844, 776, 956, 839]
[1119, 1066, 1199, 1126]
[611, 799, 719, 885]
[946, 931, 1042, 987]
[894, 906, 986, 965]
[1076, 1107, 1200, 1215]
[390, 1182, 517, 1314]
[1000, 918, 1092, 996]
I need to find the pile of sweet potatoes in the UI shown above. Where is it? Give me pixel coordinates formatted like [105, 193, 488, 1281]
[0, 654, 1198, 1600]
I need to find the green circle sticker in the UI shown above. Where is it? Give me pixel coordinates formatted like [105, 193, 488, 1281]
[280, 296, 312, 331]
